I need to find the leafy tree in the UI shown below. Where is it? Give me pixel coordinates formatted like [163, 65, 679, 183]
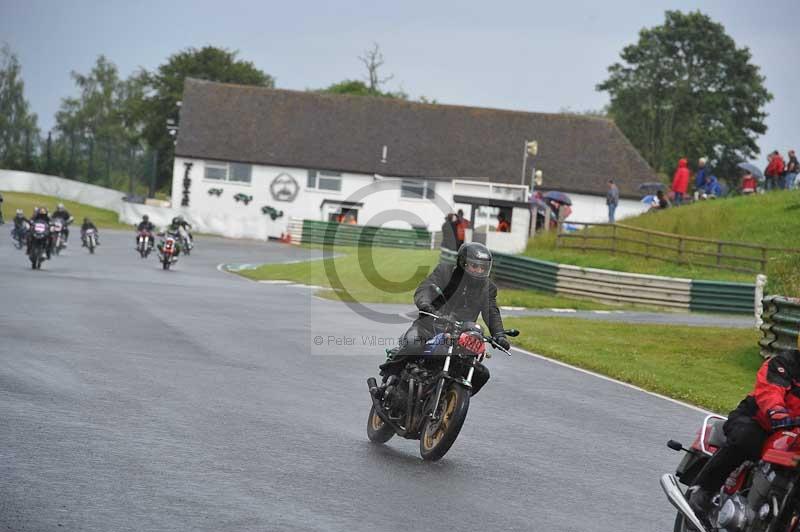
[0, 43, 39, 170]
[142, 46, 274, 192]
[597, 10, 772, 182]
[319, 79, 408, 99]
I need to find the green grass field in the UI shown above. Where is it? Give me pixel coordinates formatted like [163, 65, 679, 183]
[237, 247, 623, 310]
[506, 316, 761, 413]
[1, 191, 128, 229]
[526, 190, 800, 294]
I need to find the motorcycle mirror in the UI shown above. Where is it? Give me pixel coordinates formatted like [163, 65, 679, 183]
[504, 329, 520, 337]
[666, 440, 684, 452]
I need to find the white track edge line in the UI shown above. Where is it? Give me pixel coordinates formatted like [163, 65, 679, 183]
[510, 345, 714, 415]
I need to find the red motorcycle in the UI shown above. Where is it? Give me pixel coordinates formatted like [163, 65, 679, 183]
[157, 233, 180, 270]
[137, 229, 153, 258]
[661, 414, 800, 532]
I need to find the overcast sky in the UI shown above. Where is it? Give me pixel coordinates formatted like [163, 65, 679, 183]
[1, 0, 797, 169]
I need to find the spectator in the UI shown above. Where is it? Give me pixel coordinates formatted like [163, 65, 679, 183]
[694, 157, 710, 198]
[741, 171, 758, 195]
[671, 158, 690, 205]
[701, 175, 722, 199]
[651, 189, 671, 210]
[496, 212, 510, 232]
[345, 214, 357, 225]
[765, 151, 785, 191]
[606, 179, 619, 223]
[786, 149, 799, 190]
[441, 213, 457, 250]
[454, 209, 470, 250]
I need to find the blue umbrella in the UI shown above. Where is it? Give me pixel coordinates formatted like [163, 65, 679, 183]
[737, 162, 764, 180]
[543, 191, 572, 206]
[641, 194, 656, 204]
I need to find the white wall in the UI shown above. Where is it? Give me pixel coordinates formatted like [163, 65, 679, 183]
[0, 169, 125, 210]
[567, 193, 649, 223]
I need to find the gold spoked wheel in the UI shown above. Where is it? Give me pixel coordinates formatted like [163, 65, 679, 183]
[420, 385, 470, 461]
[366, 405, 395, 443]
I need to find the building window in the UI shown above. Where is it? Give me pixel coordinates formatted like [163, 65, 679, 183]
[204, 161, 252, 184]
[229, 163, 252, 183]
[307, 169, 342, 191]
[401, 179, 435, 199]
[205, 163, 228, 181]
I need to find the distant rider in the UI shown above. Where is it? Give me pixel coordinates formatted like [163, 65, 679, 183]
[52, 203, 74, 245]
[137, 214, 156, 248]
[12, 209, 29, 246]
[169, 215, 193, 247]
[377, 242, 510, 397]
[80, 217, 99, 247]
[29, 206, 53, 258]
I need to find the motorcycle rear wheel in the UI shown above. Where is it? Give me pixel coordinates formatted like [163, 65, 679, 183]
[419, 385, 470, 461]
[162, 260, 170, 270]
[366, 405, 395, 443]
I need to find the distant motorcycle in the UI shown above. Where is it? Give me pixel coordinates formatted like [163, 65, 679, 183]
[28, 221, 50, 269]
[11, 221, 29, 249]
[181, 232, 193, 256]
[157, 232, 181, 270]
[137, 230, 153, 258]
[83, 228, 98, 254]
[50, 219, 68, 255]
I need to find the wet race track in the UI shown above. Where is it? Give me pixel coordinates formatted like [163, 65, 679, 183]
[1, 230, 704, 531]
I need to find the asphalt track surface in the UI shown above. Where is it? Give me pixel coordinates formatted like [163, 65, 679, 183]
[1, 230, 708, 531]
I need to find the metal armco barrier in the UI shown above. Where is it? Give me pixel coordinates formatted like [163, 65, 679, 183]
[441, 249, 757, 314]
[293, 219, 432, 249]
[760, 296, 800, 358]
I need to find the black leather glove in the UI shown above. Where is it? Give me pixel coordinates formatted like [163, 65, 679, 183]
[493, 334, 510, 350]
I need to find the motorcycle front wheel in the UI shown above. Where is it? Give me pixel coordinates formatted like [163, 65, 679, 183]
[419, 384, 470, 461]
[366, 405, 395, 443]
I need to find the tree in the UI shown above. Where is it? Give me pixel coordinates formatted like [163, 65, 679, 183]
[142, 46, 274, 192]
[317, 44, 414, 100]
[0, 43, 39, 171]
[597, 10, 772, 182]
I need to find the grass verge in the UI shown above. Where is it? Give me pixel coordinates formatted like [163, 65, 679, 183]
[237, 247, 625, 310]
[1, 191, 128, 229]
[505, 316, 760, 413]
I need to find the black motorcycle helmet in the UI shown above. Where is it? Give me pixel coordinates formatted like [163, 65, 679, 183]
[457, 242, 492, 280]
[142, 214, 149, 223]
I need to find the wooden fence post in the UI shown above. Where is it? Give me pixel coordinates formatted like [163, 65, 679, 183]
[611, 224, 617, 255]
[717, 242, 722, 266]
[761, 247, 767, 272]
[678, 237, 684, 264]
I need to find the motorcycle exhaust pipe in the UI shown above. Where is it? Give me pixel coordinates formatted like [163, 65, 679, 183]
[659, 474, 709, 532]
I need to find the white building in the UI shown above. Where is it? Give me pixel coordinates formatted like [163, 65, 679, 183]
[171, 79, 655, 251]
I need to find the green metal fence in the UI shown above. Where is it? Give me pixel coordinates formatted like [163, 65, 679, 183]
[690, 280, 757, 314]
[760, 296, 800, 357]
[441, 249, 559, 294]
[300, 220, 431, 249]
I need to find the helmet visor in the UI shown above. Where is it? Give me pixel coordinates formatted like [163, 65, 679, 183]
[464, 257, 491, 279]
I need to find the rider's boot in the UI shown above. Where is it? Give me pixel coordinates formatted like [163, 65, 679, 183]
[687, 486, 714, 529]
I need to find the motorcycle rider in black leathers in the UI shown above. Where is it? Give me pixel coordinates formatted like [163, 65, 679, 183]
[80, 217, 99, 247]
[12, 209, 29, 244]
[378, 242, 510, 396]
[169, 215, 193, 248]
[28, 207, 53, 258]
[137, 215, 156, 249]
[52, 203, 73, 245]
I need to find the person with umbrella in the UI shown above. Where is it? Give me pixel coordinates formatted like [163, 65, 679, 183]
[737, 162, 763, 195]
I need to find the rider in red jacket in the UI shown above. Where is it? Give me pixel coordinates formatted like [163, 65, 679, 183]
[689, 349, 800, 520]
[671, 158, 690, 206]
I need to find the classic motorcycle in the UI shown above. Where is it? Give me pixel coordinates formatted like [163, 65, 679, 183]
[137, 229, 153, 258]
[366, 311, 519, 461]
[50, 219, 67, 255]
[83, 228, 98, 254]
[28, 221, 50, 269]
[11, 221, 29, 249]
[661, 414, 800, 532]
[157, 232, 181, 270]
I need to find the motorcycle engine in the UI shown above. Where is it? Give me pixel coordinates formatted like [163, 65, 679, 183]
[717, 494, 754, 532]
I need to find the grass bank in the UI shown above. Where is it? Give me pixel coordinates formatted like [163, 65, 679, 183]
[1, 191, 128, 229]
[505, 316, 760, 413]
[237, 247, 623, 310]
[526, 190, 800, 293]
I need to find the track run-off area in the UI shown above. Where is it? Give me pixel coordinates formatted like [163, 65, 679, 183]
[1, 230, 701, 531]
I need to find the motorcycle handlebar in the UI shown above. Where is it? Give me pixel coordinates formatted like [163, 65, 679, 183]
[417, 310, 515, 356]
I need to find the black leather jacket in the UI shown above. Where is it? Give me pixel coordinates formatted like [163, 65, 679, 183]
[414, 263, 504, 336]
